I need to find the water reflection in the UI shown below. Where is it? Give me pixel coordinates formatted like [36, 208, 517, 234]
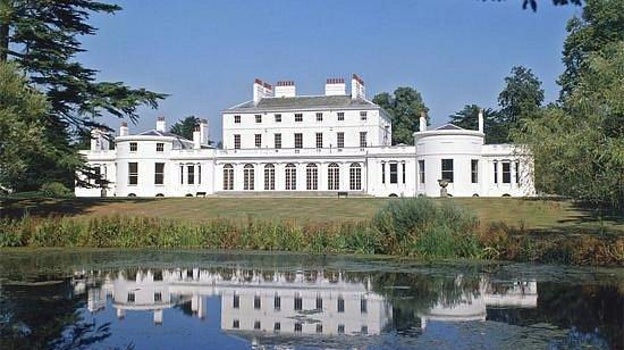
[1, 253, 621, 349]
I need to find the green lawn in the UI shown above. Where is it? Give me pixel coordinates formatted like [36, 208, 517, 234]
[3, 196, 623, 234]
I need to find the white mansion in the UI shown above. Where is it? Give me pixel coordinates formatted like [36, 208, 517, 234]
[76, 74, 535, 198]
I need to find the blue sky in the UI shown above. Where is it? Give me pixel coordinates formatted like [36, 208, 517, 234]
[80, 0, 580, 141]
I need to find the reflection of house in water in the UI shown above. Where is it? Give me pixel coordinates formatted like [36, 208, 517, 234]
[90, 268, 391, 336]
[420, 278, 538, 329]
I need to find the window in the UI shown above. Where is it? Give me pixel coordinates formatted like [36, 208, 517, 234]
[180, 165, 184, 184]
[244, 164, 254, 190]
[419, 160, 425, 184]
[254, 321, 261, 330]
[187, 165, 195, 184]
[295, 113, 303, 122]
[350, 163, 362, 190]
[316, 324, 323, 333]
[328, 163, 339, 190]
[502, 162, 511, 183]
[294, 293, 302, 310]
[360, 111, 367, 120]
[264, 164, 275, 190]
[441, 159, 454, 183]
[359, 132, 367, 148]
[233, 294, 240, 308]
[223, 164, 234, 190]
[129, 142, 137, 152]
[389, 163, 398, 184]
[128, 162, 138, 185]
[154, 163, 164, 185]
[316, 295, 323, 310]
[337, 132, 344, 149]
[494, 161, 498, 184]
[294, 133, 303, 149]
[402, 162, 406, 184]
[471, 159, 479, 183]
[515, 161, 520, 184]
[337, 112, 345, 121]
[232, 320, 240, 329]
[274, 133, 282, 149]
[234, 134, 241, 149]
[234, 115, 240, 123]
[294, 323, 303, 333]
[255, 134, 261, 148]
[316, 112, 323, 121]
[306, 164, 318, 190]
[154, 292, 162, 302]
[274, 114, 282, 122]
[198, 164, 202, 184]
[274, 322, 281, 332]
[361, 325, 368, 335]
[255, 114, 262, 123]
[382, 163, 386, 184]
[338, 324, 345, 334]
[361, 297, 368, 314]
[316, 133, 323, 149]
[127, 292, 135, 303]
[254, 295, 261, 309]
[274, 294, 281, 310]
[156, 143, 164, 152]
[285, 163, 296, 190]
[337, 296, 345, 313]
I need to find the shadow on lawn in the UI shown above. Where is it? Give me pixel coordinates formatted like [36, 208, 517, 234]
[0, 197, 159, 219]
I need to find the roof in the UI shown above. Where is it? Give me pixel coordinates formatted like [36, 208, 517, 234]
[435, 123, 465, 131]
[138, 129, 191, 141]
[226, 95, 377, 111]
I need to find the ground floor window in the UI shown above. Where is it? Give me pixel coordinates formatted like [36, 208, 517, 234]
[244, 164, 254, 190]
[515, 161, 520, 184]
[502, 161, 511, 183]
[471, 159, 478, 183]
[187, 165, 195, 184]
[285, 163, 296, 190]
[350, 163, 362, 190]
[264, 164, 275, 190]
[306, 163, 318, 190]
[223, 164, 234, 190]
[154, 163, 164, 185]
[389, 163, 398, 184]
[441, 159, 454, 183]
[128, 162, 138, 185]
[328, 163, 339, 190]
[418, 160, 425, 184]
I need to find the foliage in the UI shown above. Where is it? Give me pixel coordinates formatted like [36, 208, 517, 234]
[41, 182, 74, 198]
[0, 61, 47, 189]
[372, 198, 481, 258]
[372, 87, 428, 145]
[169, 116, 199, 140]
[0, 1, 166, 191]
[447, 105, 508, 144]
[558, 0, 624, 99]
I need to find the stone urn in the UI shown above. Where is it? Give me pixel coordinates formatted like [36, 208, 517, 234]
[437, 179, 449, 198]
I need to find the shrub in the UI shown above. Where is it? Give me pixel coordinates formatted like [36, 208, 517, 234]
[40, 182, 73, 198]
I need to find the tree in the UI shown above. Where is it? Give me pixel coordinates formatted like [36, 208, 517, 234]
[0, 1, 166, 191]
[373, 87, 428, 145]
[0, 61, 47, 190]
[558, 0, 624, 99]
[497, 66, 544, 142]
[170, 116, 199, 140]
[516, 42, 624, 207]
[447, 105, 507, 144]
[485, 0, 583, 11]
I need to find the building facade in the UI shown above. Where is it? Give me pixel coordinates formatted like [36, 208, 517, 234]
[76, 74, 535, 198]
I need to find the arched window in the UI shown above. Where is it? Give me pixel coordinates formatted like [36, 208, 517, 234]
[328, 163, 340, 191]
[243, 164, 255, 190]
[306, 163, 318, 190]
[350, 163, 362, 190]
[223, 164, 234, 190]
[285, 163, 296, 190]
[264, 164, 275, 190]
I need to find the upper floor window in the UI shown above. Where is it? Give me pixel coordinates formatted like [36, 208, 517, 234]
[275, 114, 282, 122]
[234, 134, 241, 149]
[255, 134, 262, 148]
[294, 133, 303, 149]
[295, 113, 303, 122]
[129, 142, 137, 152]
[234, 115, 241, 123]
[274, 133, 282, 149]
[316, 112, 323, 121]
[441, 159, 454, 183]
[316, 133, 323, 149]
[337, 132, 344, 149]
[156, 143, 164, 152]
[360, 111, 367, 120]
[359, 132, 367, 148]
[337, 112, 345, 121]
[255, 114, 262, 123]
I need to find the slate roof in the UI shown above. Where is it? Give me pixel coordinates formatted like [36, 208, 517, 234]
[138, 130, 189, 140]
[227, 95, 377, 111]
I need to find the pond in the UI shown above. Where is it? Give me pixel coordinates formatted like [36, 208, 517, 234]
[0, 250, 622, 349]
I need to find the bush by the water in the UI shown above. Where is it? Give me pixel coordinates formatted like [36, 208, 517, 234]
[372, 198, 480, 258]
